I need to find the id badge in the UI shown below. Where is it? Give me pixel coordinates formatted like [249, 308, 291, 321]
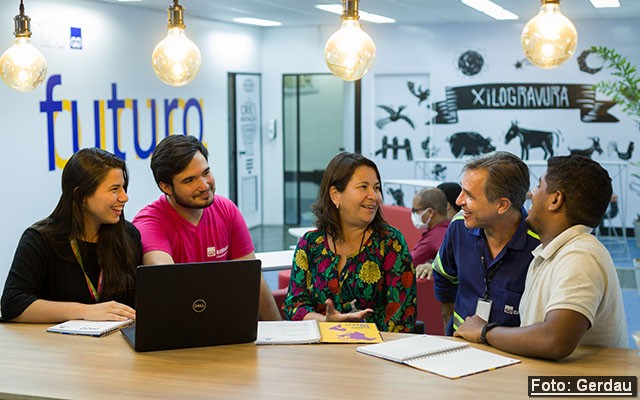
[475, 298, 492, 322]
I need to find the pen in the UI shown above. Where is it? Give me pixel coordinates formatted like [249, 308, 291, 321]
[348, 300, 369, 323]
[348, 299, 360, 313]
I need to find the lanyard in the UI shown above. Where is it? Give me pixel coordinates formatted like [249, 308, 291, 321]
[70, 239, 103, 302]
[481, 255, 503, 300]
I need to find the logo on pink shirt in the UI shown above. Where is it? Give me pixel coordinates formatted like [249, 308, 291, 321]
[207, 245, 229, 258]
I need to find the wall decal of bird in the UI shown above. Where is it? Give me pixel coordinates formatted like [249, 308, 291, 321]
[407, 81, 430, 106]
[609, 141, 634, 160]
[376, 105, 415, 130]
[431, 163, 447, 180]
[387, 187, 405, 207]
[514, 58, 533, 70]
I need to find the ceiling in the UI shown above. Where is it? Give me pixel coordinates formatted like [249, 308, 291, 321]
[87, 0, 640, 27]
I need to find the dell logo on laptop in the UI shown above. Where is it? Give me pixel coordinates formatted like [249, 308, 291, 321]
[192, 299, 207, 313]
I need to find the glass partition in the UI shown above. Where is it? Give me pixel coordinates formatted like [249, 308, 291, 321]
[283, 74, 351, 225]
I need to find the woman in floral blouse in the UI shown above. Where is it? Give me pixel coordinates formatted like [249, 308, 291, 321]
[282, 152, 416, 332]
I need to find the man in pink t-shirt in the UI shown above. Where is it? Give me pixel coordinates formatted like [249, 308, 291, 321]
[133, 135, 281, 321]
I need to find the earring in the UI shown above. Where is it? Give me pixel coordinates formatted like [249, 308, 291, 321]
[335, 203, 340, 210]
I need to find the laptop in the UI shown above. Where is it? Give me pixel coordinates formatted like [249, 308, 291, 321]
[121, 259, 261, 352]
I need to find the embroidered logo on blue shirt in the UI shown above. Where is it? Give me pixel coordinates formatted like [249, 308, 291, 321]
[504, 304, 519, 315]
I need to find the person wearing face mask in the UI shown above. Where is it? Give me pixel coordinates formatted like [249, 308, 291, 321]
[410, 188, 450, 280]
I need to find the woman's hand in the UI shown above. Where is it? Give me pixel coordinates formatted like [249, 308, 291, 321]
[81, 301, 136, 321]
[324, 299, 372, 322]
[415, 262, 433, 280]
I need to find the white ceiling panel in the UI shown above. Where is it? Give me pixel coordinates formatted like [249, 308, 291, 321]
[84, 0, 640, 27]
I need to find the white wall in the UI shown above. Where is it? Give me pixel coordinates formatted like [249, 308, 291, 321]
[0, 0, 261, 295]
[1, 2, 639, 300]
[260, 26, 361, 224]
[261, 18, 640, 227]
[361, 18, 639, 160]
[260, 27, 334, 224]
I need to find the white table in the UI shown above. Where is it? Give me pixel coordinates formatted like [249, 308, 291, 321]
[384, 179, 441, 188]
[287, 226, 314, 239]
[255, 250, 294, 272]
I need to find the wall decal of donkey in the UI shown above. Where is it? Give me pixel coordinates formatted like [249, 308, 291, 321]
[504, 121, 561, 160]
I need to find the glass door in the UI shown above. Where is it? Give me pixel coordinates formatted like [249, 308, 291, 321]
[228, 73, 262, 228]
[283, 74, 354, 225]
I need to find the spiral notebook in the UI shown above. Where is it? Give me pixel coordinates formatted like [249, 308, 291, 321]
[356, 334, 520, 379]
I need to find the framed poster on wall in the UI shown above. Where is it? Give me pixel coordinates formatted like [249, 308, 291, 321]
[228, 73, 262, 228]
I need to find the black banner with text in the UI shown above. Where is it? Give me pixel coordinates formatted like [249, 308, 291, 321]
[432, 83, 618, 124]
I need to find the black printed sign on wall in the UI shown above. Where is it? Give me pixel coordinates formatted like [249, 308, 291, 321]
[432, 83, 618, 124]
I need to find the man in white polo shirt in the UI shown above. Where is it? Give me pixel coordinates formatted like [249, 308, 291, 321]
[454, 155, 627, 359]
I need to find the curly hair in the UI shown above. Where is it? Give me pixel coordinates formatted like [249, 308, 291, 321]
[544, 155, 612, 227]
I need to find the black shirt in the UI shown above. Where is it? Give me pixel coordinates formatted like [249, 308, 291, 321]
[1, 222, 142, 320]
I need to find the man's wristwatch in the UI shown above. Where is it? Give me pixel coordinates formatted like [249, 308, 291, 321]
[480, 322, 499, 345]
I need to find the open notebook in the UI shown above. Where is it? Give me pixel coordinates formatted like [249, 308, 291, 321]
[356, 334, 520, 379]
[256, 320, 382, 344]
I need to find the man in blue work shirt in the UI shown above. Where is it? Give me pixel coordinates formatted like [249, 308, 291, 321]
[453, 155, 627, 359]
[432, 151, 540, 335]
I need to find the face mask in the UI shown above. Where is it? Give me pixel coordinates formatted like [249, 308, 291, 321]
[411, 209, 431, 230]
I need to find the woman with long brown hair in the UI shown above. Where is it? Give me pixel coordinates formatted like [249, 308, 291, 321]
[283, 152, 416, 332]
[1, 148, 141, 322]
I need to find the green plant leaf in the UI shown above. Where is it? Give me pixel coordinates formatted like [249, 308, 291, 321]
[591, 46, 640, 126]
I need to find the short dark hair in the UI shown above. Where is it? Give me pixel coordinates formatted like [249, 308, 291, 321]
[463, 151, 529, 210]
[151, 135, 208, 187]
[544, 155, 612, 227]
[437, 182, 462, 212]
[312, 152, 387, 240]
[415, 188, 448, 215]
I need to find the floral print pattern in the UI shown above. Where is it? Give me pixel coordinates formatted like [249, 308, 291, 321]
[359, 261, 381, 284]
[282, 225, 417, 332]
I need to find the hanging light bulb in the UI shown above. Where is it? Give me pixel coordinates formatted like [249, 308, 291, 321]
[151, 0, 201, 87]
[0, 0, 47, 92]
[521, 0, 578, 69]
[324, 0, 376, 81]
